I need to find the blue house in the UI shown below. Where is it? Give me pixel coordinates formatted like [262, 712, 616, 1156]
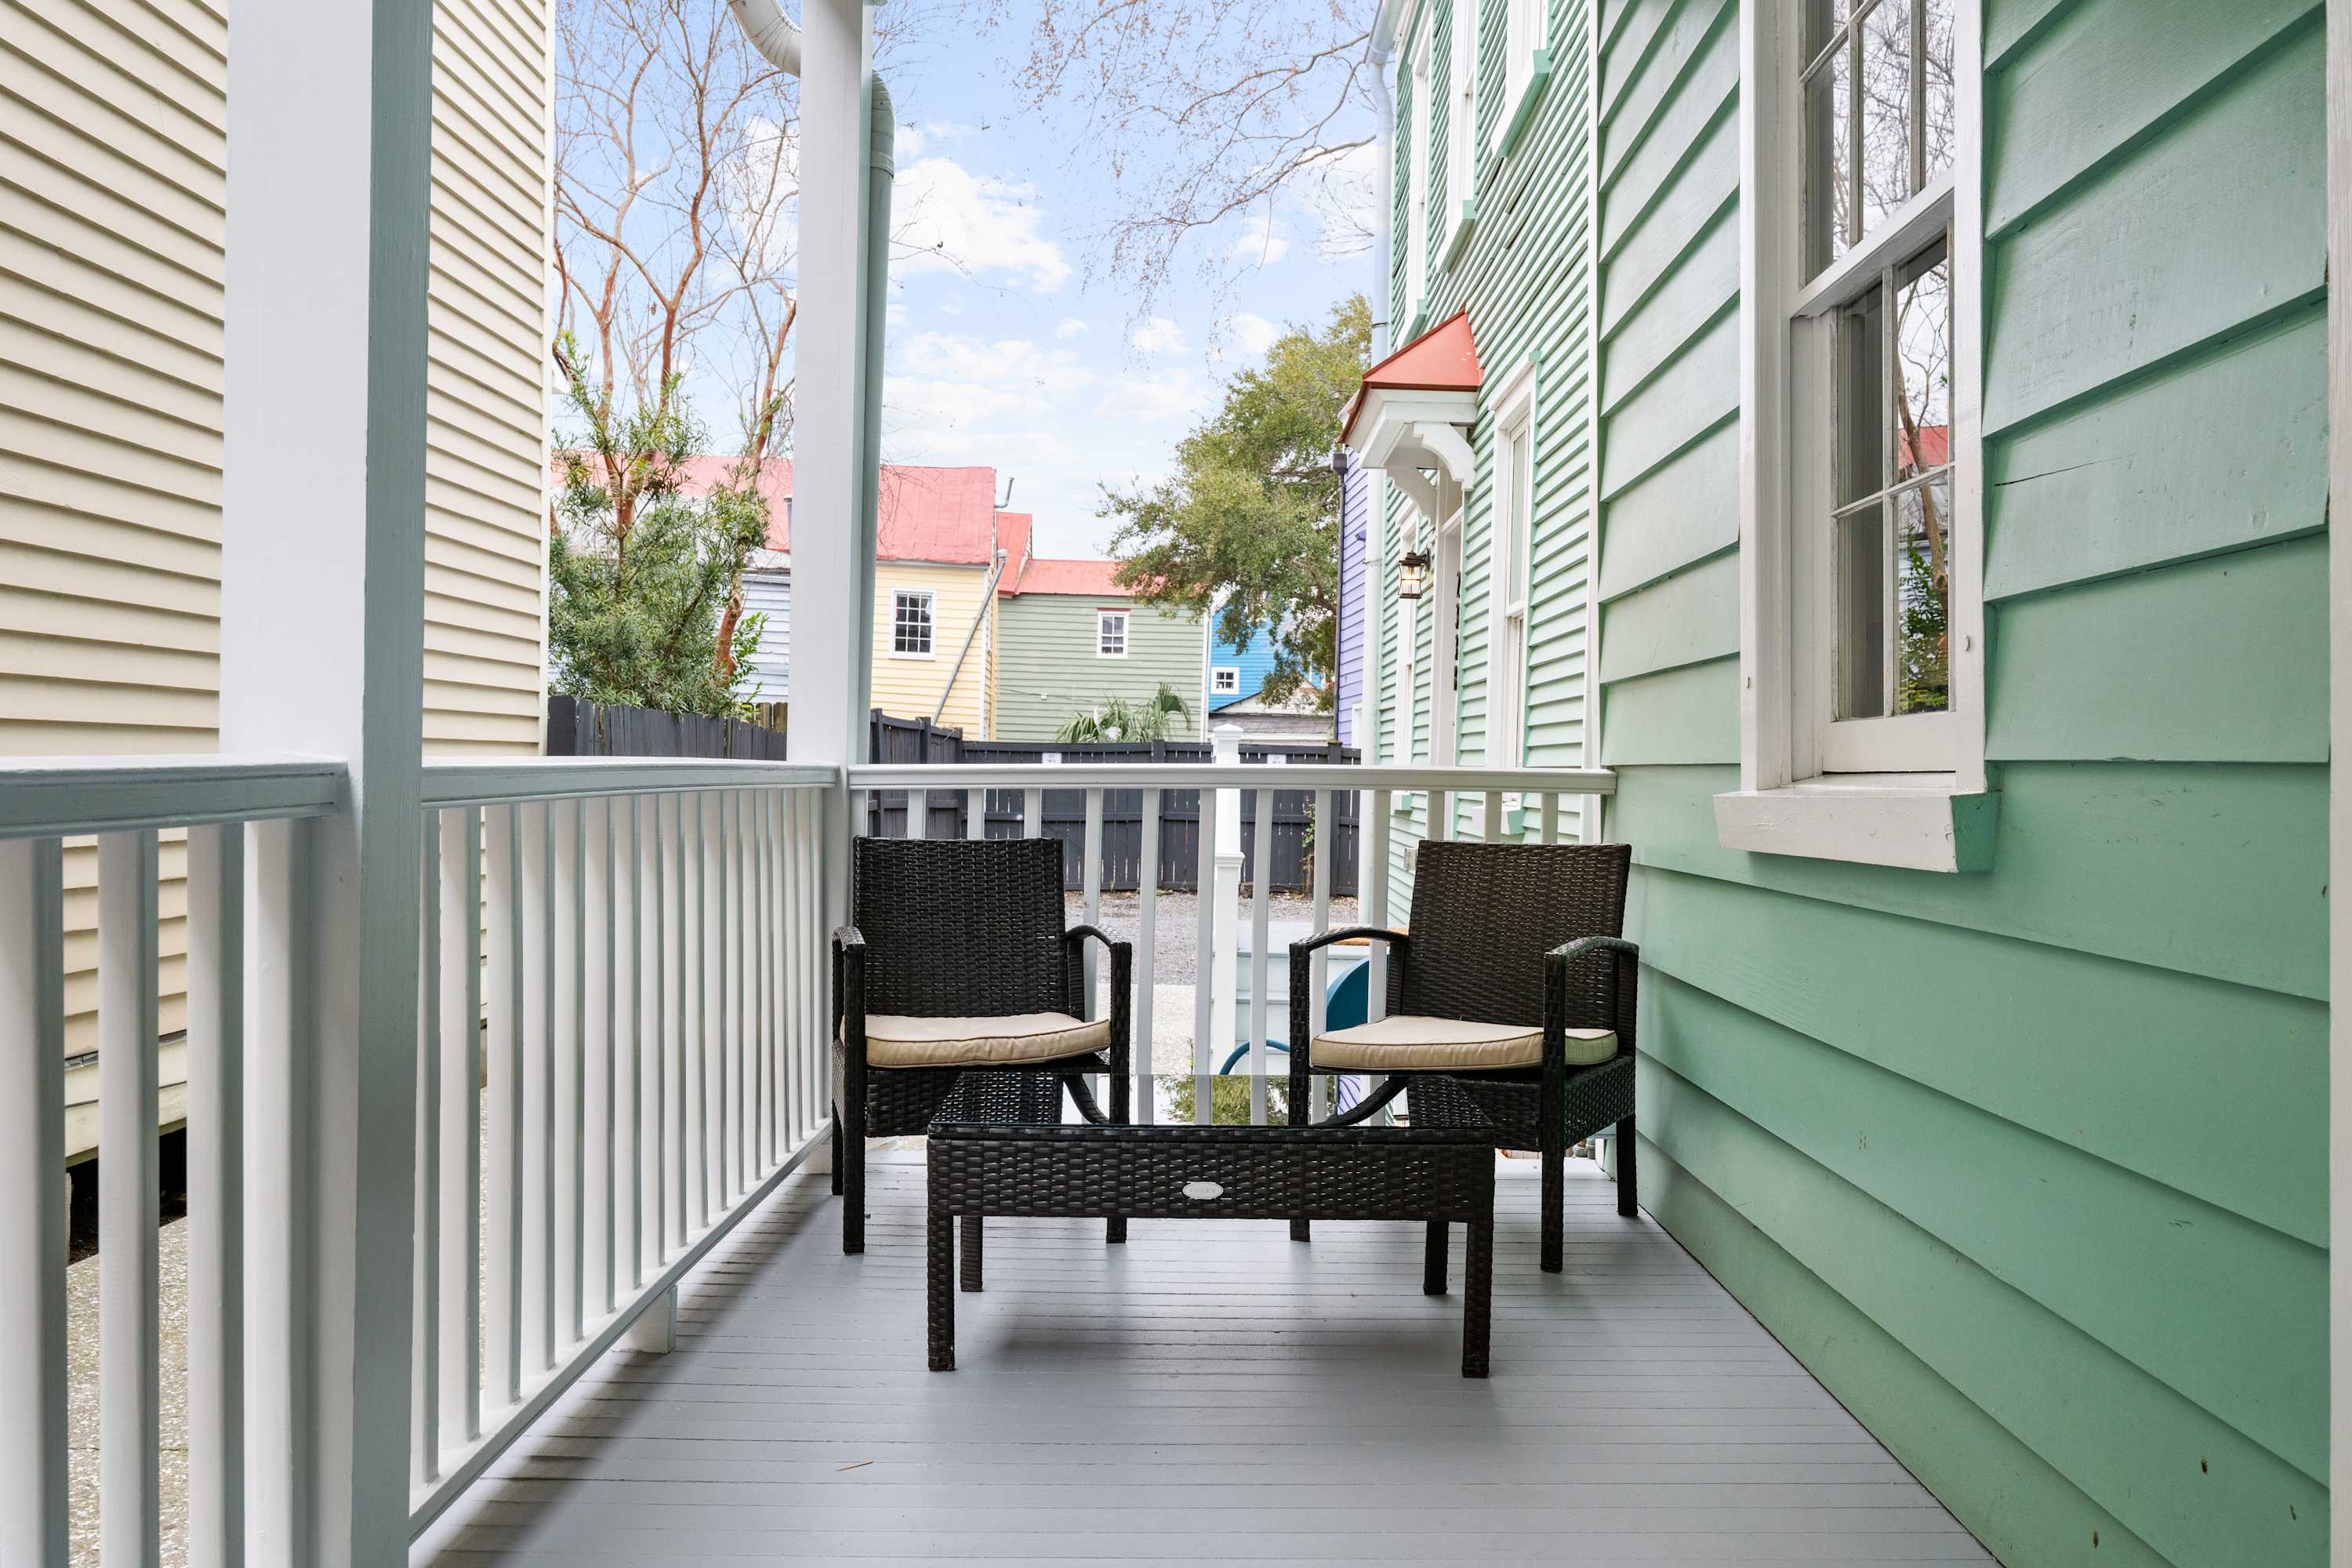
[1204, 619, 1331, 741]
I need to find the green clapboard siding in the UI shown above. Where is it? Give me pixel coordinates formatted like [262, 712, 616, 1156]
[1572, 0, 2335, 1563]
[1370, 0, 1599, 919]
[991, 594, 1202, 742]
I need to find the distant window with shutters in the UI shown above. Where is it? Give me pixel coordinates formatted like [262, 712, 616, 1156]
[891, 588, 935, 657]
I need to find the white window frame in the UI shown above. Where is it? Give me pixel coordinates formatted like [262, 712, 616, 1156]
[1718, 0, 1992, 873]
[890, 586, 936, 659]
[1496, 0, 1546, 151]
[1096, 608, 1129, 657]
[1486, 356, 1537, 769]
[1210, 666, 1240, 695]
[1443, 0, 1478, 267]
[1405, 5, 1435, 326]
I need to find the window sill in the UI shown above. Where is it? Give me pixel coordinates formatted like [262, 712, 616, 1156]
[1493, 53, 1552, 162]
[1439, 201, 1476, 272]
[1712, 775, 1998, 874]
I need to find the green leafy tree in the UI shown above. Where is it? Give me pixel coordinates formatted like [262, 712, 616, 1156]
[1103, 296, 1370, 710]
[547, 333, 769, 717]
[1055, 683, 1194, 743]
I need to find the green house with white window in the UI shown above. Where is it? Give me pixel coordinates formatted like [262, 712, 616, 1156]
[1348, 0, 2334, 1562]
[990, 553, 1207, 741]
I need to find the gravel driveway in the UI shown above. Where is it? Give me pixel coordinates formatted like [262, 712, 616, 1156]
[1069, 891, 1356, 986]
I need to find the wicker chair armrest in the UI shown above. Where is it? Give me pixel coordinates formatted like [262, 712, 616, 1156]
[831, 925, 866, 955]
[1290, 925, 1410, 959]
[832, 927, 866, 1069]
[1543, 935, 1640, 1065]
[1544, 935, 1638, 967]
[1059, 923, 1123, 955]
[1059, 926, 1133, 1073]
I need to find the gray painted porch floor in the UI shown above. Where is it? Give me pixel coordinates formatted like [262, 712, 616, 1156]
[416, 1152, 1993, 1566]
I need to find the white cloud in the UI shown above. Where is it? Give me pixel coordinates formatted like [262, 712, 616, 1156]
[1098, 366, 1212, 426]
[1225, 312, 1283, 358]
[892, 155, 1071, 292]
[1054, 317, 1090, 340]
[1129, 316, 1187, 354]
[895, 123, 927, 157]
[1230, 209, 1291, 266]
[898, 332, 1094, 394]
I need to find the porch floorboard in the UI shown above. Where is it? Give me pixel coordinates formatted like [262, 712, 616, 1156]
[416, 1152, 1992, 1565]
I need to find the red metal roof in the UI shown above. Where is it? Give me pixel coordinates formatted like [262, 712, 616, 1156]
[1341, 310, 1482, 444]
[664, 456, 1007, 564]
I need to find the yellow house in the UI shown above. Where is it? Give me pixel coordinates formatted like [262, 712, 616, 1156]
[2, 0, 554, 1158]
[712, 460, 1021, 737]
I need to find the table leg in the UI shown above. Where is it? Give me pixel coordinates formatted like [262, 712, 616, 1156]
[960, 1214, 985, 1292]
[1462, 1215, 1493, 1379]
[1423, 1220, 1449, 1296]
[928, 1207, 955, 1370]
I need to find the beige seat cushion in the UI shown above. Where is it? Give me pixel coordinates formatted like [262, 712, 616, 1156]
[855, 1012, 1110, 1069]
[1310, 1014, 1617, 1073]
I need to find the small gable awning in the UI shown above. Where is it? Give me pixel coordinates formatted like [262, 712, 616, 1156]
[1340, 310, 1481, 517]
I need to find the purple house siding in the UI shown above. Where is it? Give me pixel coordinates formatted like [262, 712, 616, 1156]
[1333, 447, 1367, 747]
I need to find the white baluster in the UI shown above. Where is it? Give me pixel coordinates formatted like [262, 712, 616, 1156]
[0, 837, 69, 1566]
[1136, 789, 1160, 1123]
[437, 808, 482, 1445]
[188, 822, 246, 1559]
[584, 797, 615, 1321]
[412, 822, 439, 1486]
[98, 829, 161, 1565]
[615, 797, 642, 1292]
[1081, 787, 1105, 1022]
[1308, 788, 1333, 1120]
[484, 804, 524, 1406]
[554, 799, 584, 1352]
[1248, 779, 1273, 1123]
[520, 803, 554, 1373]
[1191, 775, 1219, 1124]
[965, 786, 985, 841]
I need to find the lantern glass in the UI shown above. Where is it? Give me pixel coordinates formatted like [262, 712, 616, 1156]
[1396, 550, 1432, 601]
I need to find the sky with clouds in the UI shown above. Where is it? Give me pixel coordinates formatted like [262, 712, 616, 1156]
[861, 41, 1384, 557]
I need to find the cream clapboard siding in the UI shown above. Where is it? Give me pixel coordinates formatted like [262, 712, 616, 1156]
[0, 0, 550, 1156]
[426, 0, 552, 756]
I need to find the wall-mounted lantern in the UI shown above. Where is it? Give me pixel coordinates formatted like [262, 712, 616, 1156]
[1396, 549, 1432, 601]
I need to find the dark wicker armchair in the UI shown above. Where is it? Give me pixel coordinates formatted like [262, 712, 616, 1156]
[1287, 840, 1637, 1272]
[832, 836, 1131, 1254]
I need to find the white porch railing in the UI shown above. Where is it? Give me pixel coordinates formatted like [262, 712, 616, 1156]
[0, 747, 1609, 1563]
[405, 760, 837, 1529]
[846, 742, 1615, 1127]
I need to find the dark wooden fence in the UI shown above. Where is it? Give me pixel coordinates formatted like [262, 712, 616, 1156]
[866, 713, 1359, 895]
[546, 695, 789, 759]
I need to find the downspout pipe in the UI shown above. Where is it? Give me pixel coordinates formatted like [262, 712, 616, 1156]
[729, 0, 894, 748]
[856, 74, 894, 736]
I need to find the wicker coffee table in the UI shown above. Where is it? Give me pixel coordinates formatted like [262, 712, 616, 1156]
[924, 1116, 1498, 1377]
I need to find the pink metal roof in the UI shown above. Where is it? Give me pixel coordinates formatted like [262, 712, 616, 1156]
[664, 456, 1006, 564]
[1002, 555, 1132, 597]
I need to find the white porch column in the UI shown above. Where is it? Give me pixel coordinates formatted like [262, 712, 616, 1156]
[795, 0, 876, 929]
[222, 5, 430, 1563]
